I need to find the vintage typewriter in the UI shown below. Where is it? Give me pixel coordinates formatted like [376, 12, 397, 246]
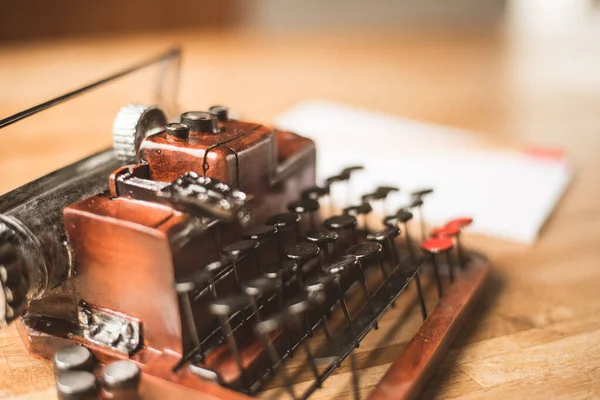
[0, 48, 491, 400]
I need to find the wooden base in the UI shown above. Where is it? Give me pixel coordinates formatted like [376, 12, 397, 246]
[367, 255, 491, 400]
[18, 255, 490, 400]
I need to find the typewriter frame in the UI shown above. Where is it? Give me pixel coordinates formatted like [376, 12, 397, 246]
[1, 47, 491, 400]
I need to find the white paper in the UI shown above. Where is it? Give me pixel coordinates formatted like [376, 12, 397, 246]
[274, 100, 572, 244]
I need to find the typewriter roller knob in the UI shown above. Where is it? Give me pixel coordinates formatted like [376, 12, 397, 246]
[180, 111, 219, 134]
[55, 370, 98, 400]
[208, 105, 229, 121]
[166, 122, 189, 140]
[112, 104, 167, 164]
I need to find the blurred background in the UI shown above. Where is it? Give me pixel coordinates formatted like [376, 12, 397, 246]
[1, 2, 600, 398]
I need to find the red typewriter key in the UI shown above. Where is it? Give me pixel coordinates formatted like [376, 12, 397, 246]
[421, 237, 453, 298]
[444, 216, 473, 267]
[446, 216, 473, 229]
[430, 224, 461, 238]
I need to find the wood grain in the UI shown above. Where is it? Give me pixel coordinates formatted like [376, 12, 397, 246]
[2, 18, 600, 399]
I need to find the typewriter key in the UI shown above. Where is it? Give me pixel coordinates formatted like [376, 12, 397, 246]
[346, 243, 382, 328]
[254, 313, 297, 399]
[175, 270, 211, 359]
[267, 212, 303, 256]
[395, 209, 418, 263]
[411, 188, 434, 241]
[222, 240, 260, 282]
[323, 257, 355, 325]
[301, 185, 330, 201]
[344, 202, 373, 232]
[304, 229, 339, 261]
[285, 293, 323, 379]
[303, 275, 336, 341]
[324, 214, 358, 245]
[285, 242, 320, 289]
[209, 296, 252, 390]
[242, 277, 281, 323]
[288, 198, 320, 229]
[421, 237, 454, 298]
[445, 216, 474, 267]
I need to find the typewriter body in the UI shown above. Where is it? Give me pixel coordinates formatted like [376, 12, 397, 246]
[0, 49, 491, 400]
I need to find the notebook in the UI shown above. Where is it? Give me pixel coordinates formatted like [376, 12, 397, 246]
[274, 100, 572, 244]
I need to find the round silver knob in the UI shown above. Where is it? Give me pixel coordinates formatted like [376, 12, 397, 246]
[112, 104, 167, 165]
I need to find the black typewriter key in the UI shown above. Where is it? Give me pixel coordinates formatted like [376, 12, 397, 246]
[412, 188, 434, 198]
[53, 344, 95, 376]
[421, 237, 453, 299]
[288, 198, 320, 229]
[395, 209, 418, 263]
[303, 275, 335, 341]
[411, 188, 434, 241]
[302, 185, 330, 201]
[254, 313, 297, 399]
[267, 212, 303, 258]
[242, 225, 278, 264]
[56, 370, 98, 400]
[175, 269, 211, 360]
[102, 360, 141, 399]
[241, 225, 277, 242]
[341, 165, 365, 205]
[221, 239, 260, 282]
[367, 226, 401, 268]
[344, 202, 373, 232]
[323, 257, 355, 325]
[324, 214, 358, 245]
[285, 293, 323, 379]
[304, 229, 339, 261]
[346, 244, 381, 321]
[326, 172, 351, 211]
[242, 277, 281, 323]
[202, 260, 225, 299]
[262, 260, 294, 293]
[285, 242, 320, 289]
[208, 295, 252, 390]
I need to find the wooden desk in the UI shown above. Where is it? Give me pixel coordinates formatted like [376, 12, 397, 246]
[1, 25, 600, 399]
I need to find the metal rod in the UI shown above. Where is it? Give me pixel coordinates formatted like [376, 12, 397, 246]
[217, 315, 247, 391]
[431, 255, 443, 298]
[413, 272, 428, 321]
[0, 47, 181, 130]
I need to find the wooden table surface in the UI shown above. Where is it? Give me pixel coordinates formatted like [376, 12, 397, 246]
[1, 19, 600, 400]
